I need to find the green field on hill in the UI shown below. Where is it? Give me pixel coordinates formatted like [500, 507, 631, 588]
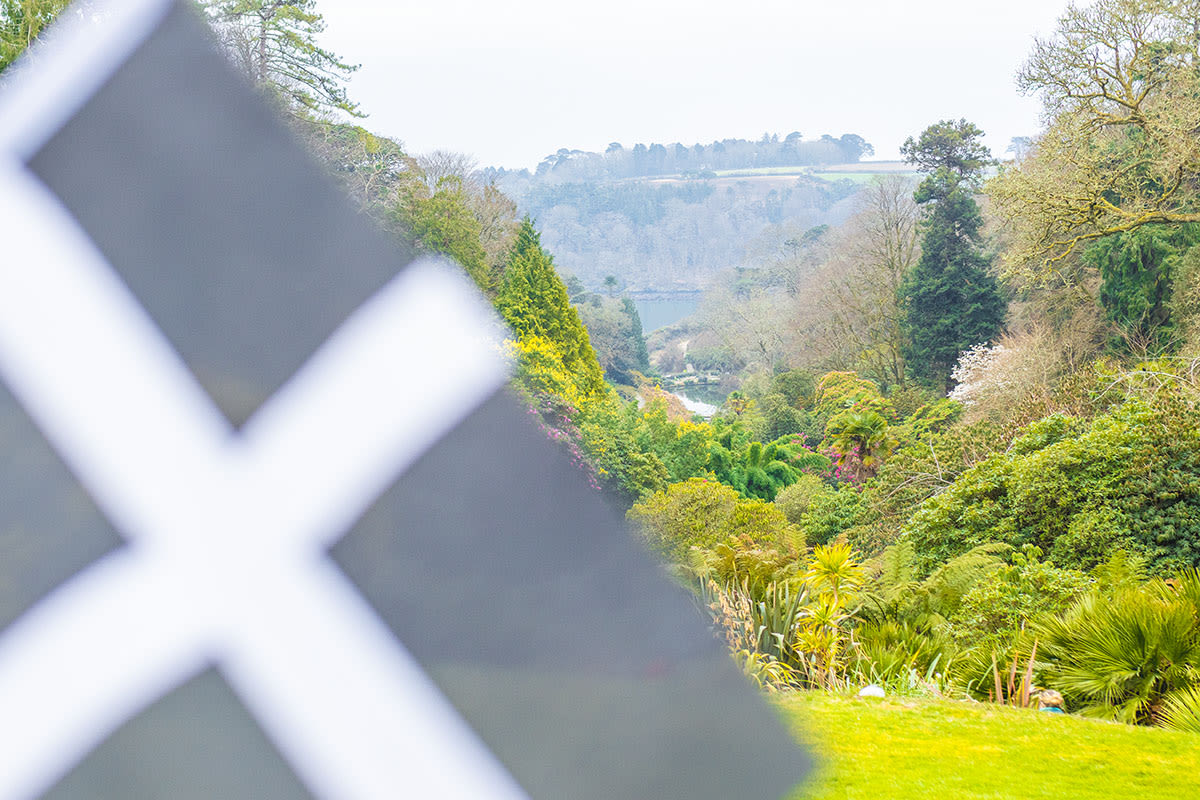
[699, 166, 919, 183]
[810, 170, 919, 183]
[778, 692, 1200, 800]
[711, 166, 817, 177]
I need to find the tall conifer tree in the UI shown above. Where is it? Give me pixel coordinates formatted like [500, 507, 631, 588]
[203, 0, 360, 117]
[497, 219, 607, 406]
[899, 120, 1006, 388]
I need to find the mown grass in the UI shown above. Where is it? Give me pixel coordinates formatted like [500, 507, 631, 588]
[775, 691, 1200, 800]
[712, 166, 814, 177]
[705, 164, 919, 181]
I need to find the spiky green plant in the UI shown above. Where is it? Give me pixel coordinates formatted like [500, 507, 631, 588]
[804, 541, 864, 608]
[1162, 685, 1200, 733]
[749, 580, 809, 662]
[733, 649, 800, 693]
[850, 619, 952, 687]
[698, 576, 808, 666]
[1035, 583, 1200, 724]
[795, 543, 867, 688]
[989, 640, 1038, 708]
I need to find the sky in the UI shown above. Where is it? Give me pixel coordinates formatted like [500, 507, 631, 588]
[318, 0, 1072, 171]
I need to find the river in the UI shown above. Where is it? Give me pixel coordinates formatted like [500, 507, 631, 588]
[631, 294, 701, 333]
[671, 391, 719, 417]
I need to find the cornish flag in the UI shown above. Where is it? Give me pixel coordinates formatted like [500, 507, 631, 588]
[0, 1, 808, 797]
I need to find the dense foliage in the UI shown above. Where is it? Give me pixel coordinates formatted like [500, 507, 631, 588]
[628, 478, 801, 564]
[904, 394, 1200, 575]
[251, 0, 1200, 741]
[497, 220, 608, 410]
[1085, 224, 1200, 353]
[572, 295, 651, 385]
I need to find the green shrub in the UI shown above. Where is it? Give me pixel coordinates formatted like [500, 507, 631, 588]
[774, 475, 827, 526]
[579, 396, 669, 503]
[626, 478, 801, 564]
[799, 486, 864, 547]
[903, 399, 1200, 574]
[629, 400, 714, 482]
[890, 397, 963, 446]
[950, 548, 1092, 648]
[754, 392, 811, 442]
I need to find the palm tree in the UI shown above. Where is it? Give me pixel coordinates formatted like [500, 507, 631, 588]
[804, 542, 864, 608]
[1035, 572, 1200, 725]
[827, 410, 892, 482]
[737, 441, 799, 501]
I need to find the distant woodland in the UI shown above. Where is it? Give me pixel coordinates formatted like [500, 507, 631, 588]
[490, 132, 875, 183]
[487, 134, 876, 291]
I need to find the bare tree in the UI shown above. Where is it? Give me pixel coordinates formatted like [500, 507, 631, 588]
[797, 176, 921, 390]
[415, 150, 480, 193]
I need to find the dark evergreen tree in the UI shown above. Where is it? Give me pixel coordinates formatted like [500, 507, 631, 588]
[1084, 224, 1200, 354]
[899, 120, 1006, 388]
[621, 297, 651, 374]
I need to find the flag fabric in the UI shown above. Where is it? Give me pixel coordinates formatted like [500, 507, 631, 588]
[0, 1, 809, 797]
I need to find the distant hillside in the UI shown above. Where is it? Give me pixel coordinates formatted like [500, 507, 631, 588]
[481, 133, 895, 292]
[487, 152, 914, 293]
[495, 132, 875, 183]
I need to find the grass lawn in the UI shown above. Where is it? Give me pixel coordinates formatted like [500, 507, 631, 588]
[712, 166, 813, 177]
[705, 164, 920, 181]
[775, 691, 1200, 800]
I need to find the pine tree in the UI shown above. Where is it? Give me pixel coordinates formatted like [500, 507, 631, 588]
[496, 219, 607, 407]
[621, 297, 651, 374]
[899, 120, 1006, 388]
[202, 0, 360, 118]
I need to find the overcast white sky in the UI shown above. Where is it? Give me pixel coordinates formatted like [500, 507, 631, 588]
[317, 0, 1071, 171]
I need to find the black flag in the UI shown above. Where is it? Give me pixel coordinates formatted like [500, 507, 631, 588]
[0, 1, 809, 797]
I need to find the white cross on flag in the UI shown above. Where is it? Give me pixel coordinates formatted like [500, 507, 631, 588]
[0, 1, 809, 797]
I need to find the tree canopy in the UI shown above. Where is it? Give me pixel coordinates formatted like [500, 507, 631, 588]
[991, 0, 1200, 279]
[899, 119, 993, 185]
